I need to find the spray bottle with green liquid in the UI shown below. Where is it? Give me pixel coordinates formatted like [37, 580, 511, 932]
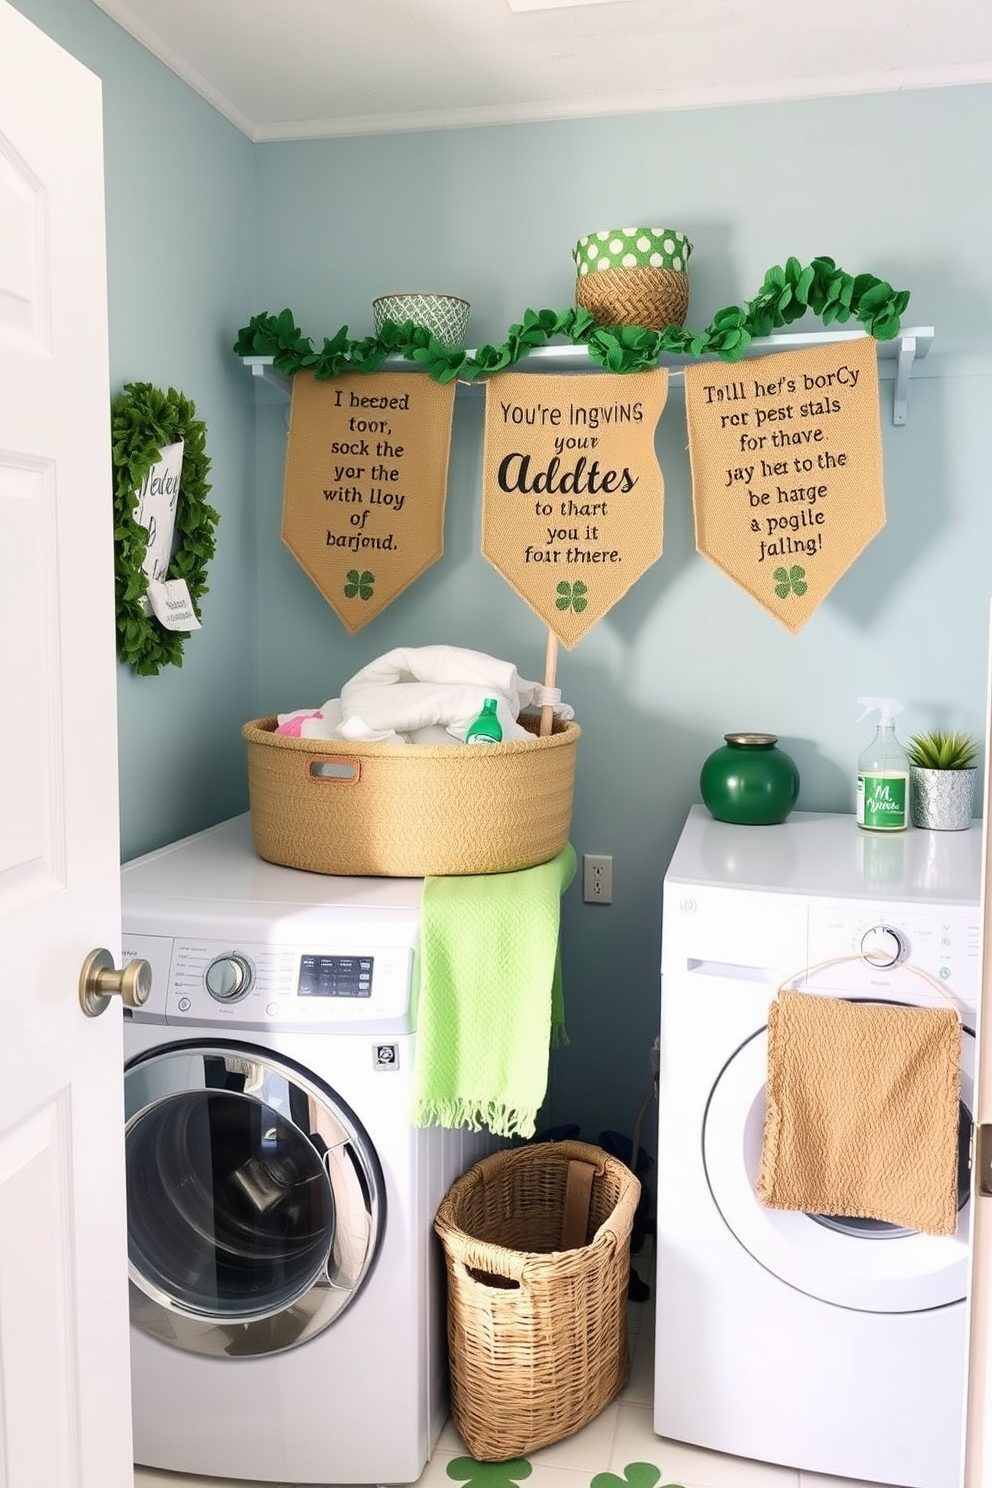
[856, 696, 909, 831]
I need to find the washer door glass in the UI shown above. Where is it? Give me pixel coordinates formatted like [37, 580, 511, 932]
[703, 1002, 973, 1314]
[125, 1042, 383, 1357]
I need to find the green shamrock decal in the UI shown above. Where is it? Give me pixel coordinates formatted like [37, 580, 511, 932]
[555, 579, 588, 614]
[446, 1456, 532, 1488]
[592, 1464, 684, 1488]
[344, 568, 375, 601]
[773, 564, 807, 599]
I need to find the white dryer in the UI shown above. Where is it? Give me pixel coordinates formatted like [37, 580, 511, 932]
[654, 806, 981, 1488]
[121, 814, 491, 1485]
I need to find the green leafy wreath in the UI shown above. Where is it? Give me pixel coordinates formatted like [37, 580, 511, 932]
[111, 382, 218, 676]
[233, 256, 910, 384]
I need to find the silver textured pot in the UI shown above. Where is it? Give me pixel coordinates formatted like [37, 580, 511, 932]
[909, 765, 977, 830]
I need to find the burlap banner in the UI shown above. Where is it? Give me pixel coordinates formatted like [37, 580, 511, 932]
[686, 337, 884, 632]
[481, 370, 668, 648]
[282, 370, 456, 633]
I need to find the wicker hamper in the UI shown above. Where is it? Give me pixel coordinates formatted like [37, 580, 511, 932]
[242, 713, 580, 878]
[434, 1141, 641, 1461]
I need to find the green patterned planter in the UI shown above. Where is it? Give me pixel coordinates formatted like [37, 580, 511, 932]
[372, 292, 470, 347]
[574, 227, 692, 276]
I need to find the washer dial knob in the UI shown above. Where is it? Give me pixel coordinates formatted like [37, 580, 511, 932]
[205, 953, 254, 1002]
[860, 924, 904, 968]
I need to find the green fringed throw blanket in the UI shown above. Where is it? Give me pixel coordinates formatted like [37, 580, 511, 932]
[412, 844, 576, 1139]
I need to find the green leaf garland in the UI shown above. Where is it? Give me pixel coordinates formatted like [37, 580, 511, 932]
[111, 382, 218, 676]
[233, 257, 910, 382]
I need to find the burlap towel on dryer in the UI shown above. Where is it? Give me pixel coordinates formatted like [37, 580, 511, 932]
[757, 989, 961, 1236]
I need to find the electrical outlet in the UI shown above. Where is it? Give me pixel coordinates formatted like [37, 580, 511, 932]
[582, 853, 613, 904]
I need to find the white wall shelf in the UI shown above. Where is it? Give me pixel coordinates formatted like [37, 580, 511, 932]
[243, 326, 934, 426]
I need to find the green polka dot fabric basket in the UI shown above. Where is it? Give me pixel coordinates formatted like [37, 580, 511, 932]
[573, 226, 692, 331]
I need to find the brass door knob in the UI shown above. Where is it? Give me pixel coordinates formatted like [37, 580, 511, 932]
[79, 947, 152, 1017]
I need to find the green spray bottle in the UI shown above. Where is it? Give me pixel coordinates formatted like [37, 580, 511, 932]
[856, 696, 909, 832]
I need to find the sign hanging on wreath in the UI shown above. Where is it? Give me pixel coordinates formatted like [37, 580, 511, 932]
[111, 382, 217, 676]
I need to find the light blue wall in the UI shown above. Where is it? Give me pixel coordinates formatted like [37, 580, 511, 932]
[11, 0, 992, 1144]
[251, 88, 992, 1144]
[11, 0, 259, 859]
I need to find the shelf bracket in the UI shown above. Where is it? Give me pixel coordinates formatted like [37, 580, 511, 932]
[892, 335, 917, 428]
[244, 356, 291, 398]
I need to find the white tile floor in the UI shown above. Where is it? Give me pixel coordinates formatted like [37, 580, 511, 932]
[131, 1246, 879, 1488]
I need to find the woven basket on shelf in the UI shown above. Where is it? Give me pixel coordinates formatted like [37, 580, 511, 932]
[242, 713, 579, 878]
[372, 291, 470, 348]
[434, 1141, 641, 1461]
[573, 226, 692, 331]
[575, 264, 689, 331]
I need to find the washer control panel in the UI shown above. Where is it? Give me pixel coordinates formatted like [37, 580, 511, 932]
[205, 951, 256, 1002]
[121, 931, 414, 1033]
[858, 923, 904, 968]
[807, 903, 981, 1011]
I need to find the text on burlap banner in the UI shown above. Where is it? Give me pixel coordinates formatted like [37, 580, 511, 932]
[685, 337, 884, 632]
[481, 369, 669, 648]
[282, 370, 456, 633]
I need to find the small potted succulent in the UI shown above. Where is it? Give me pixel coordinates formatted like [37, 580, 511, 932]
[906, 730, 980, 830]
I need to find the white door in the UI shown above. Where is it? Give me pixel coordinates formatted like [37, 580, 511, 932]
[0, 4, 133, 1485]
[965, 615, 992, 1486]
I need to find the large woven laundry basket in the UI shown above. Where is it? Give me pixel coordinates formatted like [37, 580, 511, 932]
[242, 713, 579, 878]
[434, 1141, 640, 1460]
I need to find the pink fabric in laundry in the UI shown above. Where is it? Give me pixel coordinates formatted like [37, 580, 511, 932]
[275, 711, 323, 737]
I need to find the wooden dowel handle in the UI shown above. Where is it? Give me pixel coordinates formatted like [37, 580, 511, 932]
[540, 631, 559, 738]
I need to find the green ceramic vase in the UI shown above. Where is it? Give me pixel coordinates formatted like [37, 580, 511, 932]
[699, 733, 800, 825]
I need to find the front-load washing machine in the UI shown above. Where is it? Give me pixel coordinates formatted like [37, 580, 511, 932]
[654, 806, 982, 1488]
[121, 814, 492, 1485]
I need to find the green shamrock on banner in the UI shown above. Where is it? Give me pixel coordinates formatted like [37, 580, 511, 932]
[773, 564, 807, 599]
[344, 568, 375, 601]
[555, 580, 588, 614]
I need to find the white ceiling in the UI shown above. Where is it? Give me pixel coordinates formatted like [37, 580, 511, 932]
[90, 0, 992, 142]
